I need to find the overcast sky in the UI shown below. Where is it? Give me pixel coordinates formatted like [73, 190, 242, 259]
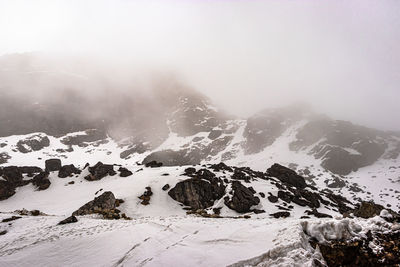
[0, 0, 399, 130]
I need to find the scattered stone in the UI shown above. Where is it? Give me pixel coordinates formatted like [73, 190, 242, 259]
[0, 230, 7, 235]
[270, 212, 290, 218]
[144, 160, 163, 168]
[17, 134, 50, 153]
[268, 194, 279, 203]
[162, 184, 170, 191]
[138, 187, 153, 205]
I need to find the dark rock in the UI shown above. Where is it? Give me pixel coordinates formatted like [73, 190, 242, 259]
[31, 210, 40, 216]
[162, 184, 170, 191]
[144, 160, 163, 168]
[73, 191, 116, 216]
[2, 216, 22, 222]
[270, 212, 290, 218]
[305, 209, 332, 218]
[143, 149, 201, 167]
[277, 190, 294, 203]
[268, 194, 279, 203]
[208, 129, 223, 140]
[45, 159, 62, 172]
[60, 129, 107, 147]
[68, 181, 75, 185]
[326, 176, 346, 188]
[168, 177, 225, 210]
[210, 162, 233, 172]
[16, 134, 50, 153]
[118, 167, 133, 177]
[0, 230, 7, 235]
[252, 209, 266, 214]
[224, 181, 260, 213]
[259, 192, 265, 198]
[0, 180, 16, 200]
[138, 187, 153, 205]
[58, 215, 78, 225]
[58, 164, 81, 178]
[350, 201, 388, 219]
[18, 166, 42, 174]
[32, 171, 51, 190]
[0, 152, 11, 164]
[2, 166, 23, 184]
[267, 164, 307, 189]
[85, 162, 116, 181]
[184, 167, 196, 176]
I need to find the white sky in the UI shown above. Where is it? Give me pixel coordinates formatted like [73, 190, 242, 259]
[0, 0, 399, 130]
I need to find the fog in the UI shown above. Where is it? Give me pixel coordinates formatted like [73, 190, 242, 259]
[1, 0, 400, 130]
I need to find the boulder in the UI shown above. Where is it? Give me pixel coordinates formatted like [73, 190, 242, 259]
[73, 191, 116, 216]
[168, 178, 226, 210]
[58, 164, 81, 178]
[138, 187, 153, 205]
[32, 171, 51, 190]
[224, 181, 260, 213]
[270, 212, 290, 218]
[84, 162, 116, 181]
[267, 163, 307, 189]
[45, 159, 62, 172]
[2, 166, 23, 185]
[144, 160, 163, 168]
[0, 181, 16, 200]
[118, 167, 133, 177]
[18, 166, 42, 175]
[58, 215, 78, 225]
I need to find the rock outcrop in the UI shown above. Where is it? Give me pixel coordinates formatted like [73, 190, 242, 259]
[73, 191, 116, 216]
[267, 163, 307, 189]
[84, 162, 116, 181]
[224, 181, 260, 213]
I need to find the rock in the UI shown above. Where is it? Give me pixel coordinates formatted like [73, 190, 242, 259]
[30, 210, 41, 216]
[0, 230, 7, 235]
[2, 166, 23, 185]
[351, 201, 386, 219]
[16, 134, 50, 153]
[144, 160, 163, 168]
[268, 194, 279, 203]
[84, 162, 116, 181]
[73, 191, 116, 216]
[58, 164, 81, 178]
[18, 166, 42, 175]
[60, 129, 107, 146]
[118, 167, 133, 177]
[32, 171, 51, 190]
[162, 184, 170, 191]
[0, 152, 11, 164]
[58, 215, 78, 225]
[143, 149, 201, 167]
[224, 181, 260, 213]
[270, 212, 290, 218]
[2, 216, 22, 222]
[208, 130, 222, 140]
[0, 181, 16, 200]
[184, 167, 196, 176]
[305, 209, 332, 218]
[210, 162, 233, 172]
[138, 187, 153, 205]
[267, 163, 307, 189]
[168, 177, 226, 210]
[45, 159, 62, 172]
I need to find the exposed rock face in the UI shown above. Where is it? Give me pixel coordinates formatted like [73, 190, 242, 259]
[84, 162, 116, 181]
[73, 191, 116, 216]
[291, 119, 389, 175]
[58, 164, 81, 178]
[349, 201, 399, 220]
[58, 215, 78, 225]
[143, 150, 199, 167]
[45, 159, 62, 172]
[0, 181, 16, 200]
[310, 230, 400, 267]
[16, 134, 50, 153]
[224, 181, 260, 213]
[168, 178, 226, 210]
[267, 163, 307, 189]
[60, 129, 107, 147]
[32, 171, 51, 190]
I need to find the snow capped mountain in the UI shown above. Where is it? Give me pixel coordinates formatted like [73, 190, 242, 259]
[0, 54, 399, 266]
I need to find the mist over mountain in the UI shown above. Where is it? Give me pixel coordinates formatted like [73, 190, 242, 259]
[1, 1, 400, 266]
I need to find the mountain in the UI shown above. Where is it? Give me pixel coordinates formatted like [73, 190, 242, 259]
[0, 53, 399, 266]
